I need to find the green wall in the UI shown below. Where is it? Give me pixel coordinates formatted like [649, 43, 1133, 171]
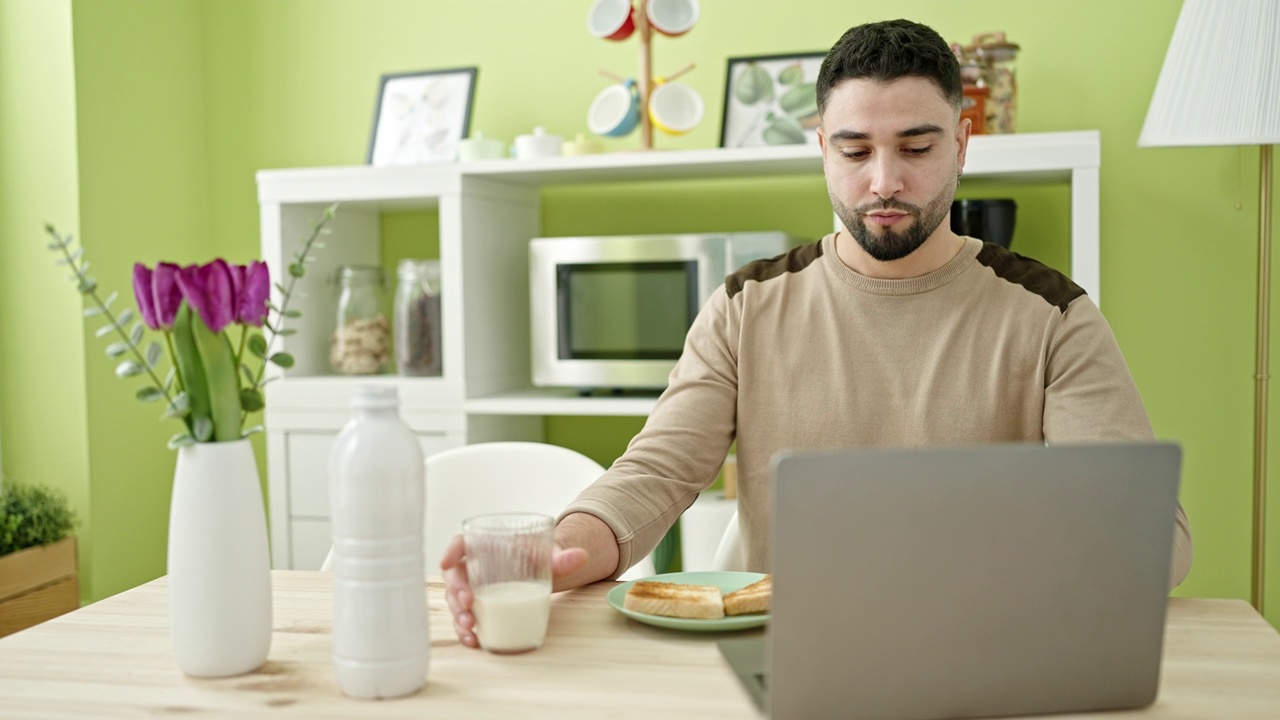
[0, 0, 92, 596]
[1, 0, 1277, 626]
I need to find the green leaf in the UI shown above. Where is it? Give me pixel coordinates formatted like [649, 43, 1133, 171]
[78, 277, 97, 294]
[278, 328, 298, 337]
[130, 322, 144, 346]
[762, 115, 806, 145]
[240, 388, 265, 412]
[167, 433, 196, 450]
[248, 334, 268, 359]
[84, 306, 104, 318]
[117, 308, 134, 327]
[288, 262, 305, 278]
[193, 416, 214, 442]
[103, 291, 118, 309]
[735, 63, 774, 105]
[241, 363, 255, 384]
[105, 342, 129, 358]
[779, 82, 818, 120]
[165, 392, 190, 418]
[145, 341, 162, 367]
[243, 425, 265, 436]
[136, 386, 165, 403]
[777, 63, 805, 87]
[189, 308, 243, 441]
[268, 352, 294, 369]
[115, 360, 144, 378]
[164, 367, 176, 391]
[283, 309, 302, 319]
[274, 282, 288, 295]
[95, 324, 116, 338]
[171, 307, 211, 428]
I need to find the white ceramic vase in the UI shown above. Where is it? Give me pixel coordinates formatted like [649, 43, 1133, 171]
[168, 439, 272, 677]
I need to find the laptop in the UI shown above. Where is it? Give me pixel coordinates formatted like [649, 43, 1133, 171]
[719, 442, 1181, 720]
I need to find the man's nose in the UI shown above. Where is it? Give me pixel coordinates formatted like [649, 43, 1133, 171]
[868, 155, 905, 199]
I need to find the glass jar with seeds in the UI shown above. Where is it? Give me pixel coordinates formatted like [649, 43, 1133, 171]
[331, 264, 390, 375]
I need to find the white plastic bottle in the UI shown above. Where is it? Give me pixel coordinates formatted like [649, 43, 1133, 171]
[328, 385, 429, 698]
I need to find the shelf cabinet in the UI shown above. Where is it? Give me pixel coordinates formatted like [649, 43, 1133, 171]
[257, 130, 1102, 568]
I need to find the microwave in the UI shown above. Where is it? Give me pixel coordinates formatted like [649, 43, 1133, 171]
[529, 232, 794, 391]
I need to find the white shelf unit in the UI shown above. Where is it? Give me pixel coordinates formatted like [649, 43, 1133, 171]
[257, 130, 1101, 569]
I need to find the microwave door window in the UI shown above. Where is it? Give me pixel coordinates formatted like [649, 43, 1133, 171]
[556, 261, 698, 360]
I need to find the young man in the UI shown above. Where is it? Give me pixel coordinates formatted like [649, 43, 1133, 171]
[443, 19, 1193, 647]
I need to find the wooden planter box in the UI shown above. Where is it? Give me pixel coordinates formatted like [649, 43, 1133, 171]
[0, 537, 79, 638]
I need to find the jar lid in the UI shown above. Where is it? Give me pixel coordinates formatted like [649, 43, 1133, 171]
[397, 258, 441, 277]
[964, 32, 1019, 60]
[337, 264, 385, 281]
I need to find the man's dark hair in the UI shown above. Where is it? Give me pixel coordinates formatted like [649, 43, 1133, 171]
[816, 19, 962, 115]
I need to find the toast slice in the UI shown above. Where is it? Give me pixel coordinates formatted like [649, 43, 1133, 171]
[624, 581, 725, 619]
[723, 575, 771, 616]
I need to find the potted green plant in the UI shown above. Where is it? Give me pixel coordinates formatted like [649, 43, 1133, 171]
[0, 481, 79, 637]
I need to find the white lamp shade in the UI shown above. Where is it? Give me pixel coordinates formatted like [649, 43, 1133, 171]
[1139, 0, 1280, 147]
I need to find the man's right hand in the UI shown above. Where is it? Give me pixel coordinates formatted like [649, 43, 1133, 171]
[440, 534, 590, 648]
[440, 511, 622, 648]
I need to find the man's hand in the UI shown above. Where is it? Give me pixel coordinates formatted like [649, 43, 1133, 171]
[441, 512, 621, 648]
[441, 534, 590, 648]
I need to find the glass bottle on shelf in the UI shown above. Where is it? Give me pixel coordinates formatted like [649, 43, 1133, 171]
[330, 264, 390, 375]
[393, 259, 443, 377]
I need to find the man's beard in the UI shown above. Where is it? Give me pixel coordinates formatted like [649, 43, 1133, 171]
[831, 181, 955, 262]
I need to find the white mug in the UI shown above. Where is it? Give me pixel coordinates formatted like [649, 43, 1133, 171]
[646, 0, 698, 37]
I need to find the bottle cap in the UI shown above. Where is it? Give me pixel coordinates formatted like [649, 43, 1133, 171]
[352, 384, 399, 408]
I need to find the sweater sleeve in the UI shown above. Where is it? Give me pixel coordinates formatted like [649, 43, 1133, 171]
[558, 287, 740, 578]
[1044, 296, 1193, 588]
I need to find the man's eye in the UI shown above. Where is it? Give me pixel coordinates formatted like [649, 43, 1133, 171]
[904, 146, 932, 155]
[840, 150, 869, 160]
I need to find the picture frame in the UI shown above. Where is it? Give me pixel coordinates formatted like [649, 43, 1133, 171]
[720, 52, 826, 148]
[366, 67, 478, 166]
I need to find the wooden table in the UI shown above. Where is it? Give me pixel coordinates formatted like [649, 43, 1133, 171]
[0, 571, 1278, 719]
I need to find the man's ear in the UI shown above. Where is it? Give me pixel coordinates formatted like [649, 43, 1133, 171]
[817, 124, 829, 172]
[955, 115, 972, 173]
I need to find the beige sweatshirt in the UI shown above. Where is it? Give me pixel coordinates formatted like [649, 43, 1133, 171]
[562, 234, 1194, 587]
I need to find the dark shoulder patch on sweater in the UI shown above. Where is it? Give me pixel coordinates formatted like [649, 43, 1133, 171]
[725, 240, 823, 299]
[976, 242, 1086, 312]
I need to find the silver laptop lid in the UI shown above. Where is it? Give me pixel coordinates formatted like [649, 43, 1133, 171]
[768, 442, 1181, 720]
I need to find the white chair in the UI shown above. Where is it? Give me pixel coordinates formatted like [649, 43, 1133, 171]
[709, 509, 745, 571]
[321, 441, 656, 580]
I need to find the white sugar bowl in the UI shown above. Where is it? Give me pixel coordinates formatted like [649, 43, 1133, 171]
[513, 127, 563, 160]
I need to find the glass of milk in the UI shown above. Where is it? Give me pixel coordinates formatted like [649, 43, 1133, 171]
[463, 513, 554, 653]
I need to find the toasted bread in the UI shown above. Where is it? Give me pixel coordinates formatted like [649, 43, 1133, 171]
[624, 581, 725, 619]
[723, 575, 771, 616]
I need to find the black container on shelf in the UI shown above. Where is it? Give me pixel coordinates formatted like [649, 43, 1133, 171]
[951, 198, 1016, 248]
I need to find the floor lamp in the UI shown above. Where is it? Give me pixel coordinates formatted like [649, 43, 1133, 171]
[1139, 0, 1280, 614]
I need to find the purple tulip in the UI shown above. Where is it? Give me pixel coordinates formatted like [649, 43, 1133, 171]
[132, 262, 184, 330]
[151, 263, 183, 329]
[133, 264, 158, 329]
[176, 260, 236, 334]
[236, 261, 270, 327]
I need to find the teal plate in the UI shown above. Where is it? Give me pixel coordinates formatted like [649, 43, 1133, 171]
[607, 571, 769, 632]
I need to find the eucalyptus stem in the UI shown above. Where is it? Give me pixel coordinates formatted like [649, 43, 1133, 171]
[45, 226, 179, 412]
[241, 202, 337, 425]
